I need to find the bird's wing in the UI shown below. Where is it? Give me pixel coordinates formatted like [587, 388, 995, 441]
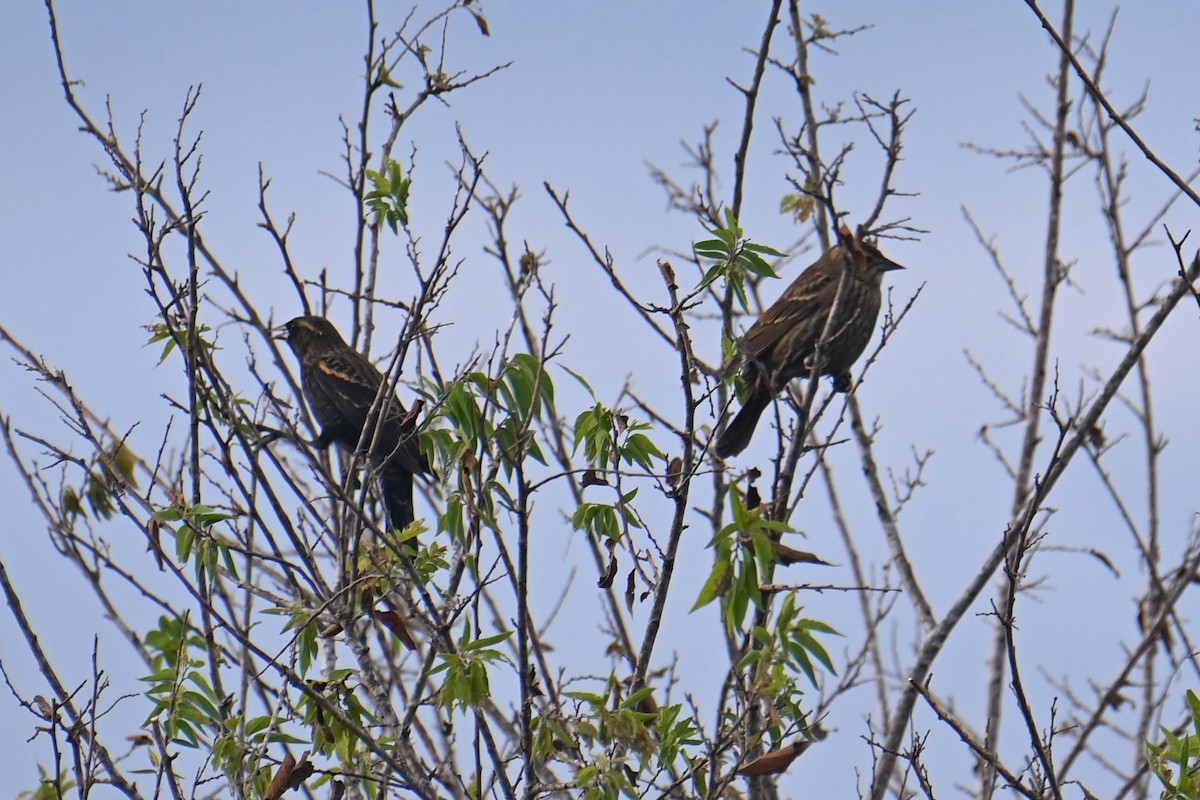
[738, 268, 839, 359]
[311, 352, 429, 476]
[310, 351, 389, 425]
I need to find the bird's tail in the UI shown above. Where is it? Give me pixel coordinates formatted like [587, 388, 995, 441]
[379, 465, 416, 537]
[715, 387, 772, 458]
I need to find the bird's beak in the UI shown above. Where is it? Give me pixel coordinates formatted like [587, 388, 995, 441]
[272, 324, 291, 341]
[881, 257, 905, 272]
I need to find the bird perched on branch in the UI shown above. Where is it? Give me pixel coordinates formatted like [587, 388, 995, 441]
[278, 315, 431, 533]
[715, 228, 903, 458]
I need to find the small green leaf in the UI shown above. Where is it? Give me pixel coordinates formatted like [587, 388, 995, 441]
[744, 241, 788, 257]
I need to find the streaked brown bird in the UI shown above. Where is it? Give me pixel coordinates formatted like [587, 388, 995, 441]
[716, 231, 903, 458]
[278, 315, 432, 532]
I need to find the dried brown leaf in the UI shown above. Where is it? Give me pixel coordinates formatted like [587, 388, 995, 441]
[736, 739, 813, 777]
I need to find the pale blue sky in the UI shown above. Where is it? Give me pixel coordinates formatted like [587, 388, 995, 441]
[3, 1, 1200, 796]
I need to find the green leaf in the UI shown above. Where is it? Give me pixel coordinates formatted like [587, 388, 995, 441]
[559, 364, 596, 397]
[364, 157, 412, 233]
[696, 263, 725, 292]
[564, 690, 608, 706]
[620, 432, 665, 472]
[572, 502, 622, 542]
[1188, 689, 1200, 728]
[620, 686, 655, 710]
[377, 64, 403, 89]
[176, 526, 195, 562]
[466, 630, 513, 651]
[744, 241, 787, 257]
[693, 239, 731, 258]
[722, 207, 740, 234]
[739, 251, 779, 278]
[693, 538, 732, 611]
[692, 212, 783, 305]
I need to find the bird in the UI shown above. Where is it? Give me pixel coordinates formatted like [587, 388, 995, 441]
[277, 315, 432, 533]
[715, 230, 903, 458]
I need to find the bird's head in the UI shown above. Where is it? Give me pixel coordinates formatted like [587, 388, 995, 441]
[275, 316, 348, 357]
[837, 225, 904, 279]
[860, 240, 905, 276]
